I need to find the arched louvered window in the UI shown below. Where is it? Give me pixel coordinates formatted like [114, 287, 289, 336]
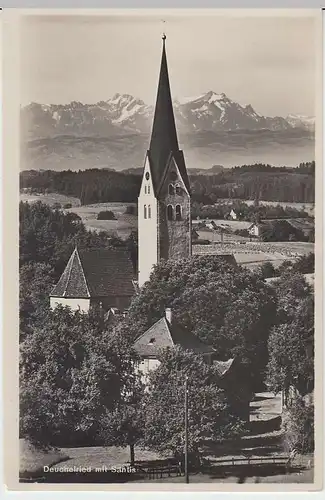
[144, 205, 147, 219]
[167, 205, 173, 221]
[175, 204, 182, 221]
[175, 184, 181, 195]
[148, 185, 151, 194]
[148, 205, 151, 219]
[169, 184, 175, 195]
[144, 185, 147, 194]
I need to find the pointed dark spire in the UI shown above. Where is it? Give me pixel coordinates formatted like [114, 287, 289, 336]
[148, 35, 181, 192]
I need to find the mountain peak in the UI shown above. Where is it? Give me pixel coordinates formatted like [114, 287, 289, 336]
[21, 91, 314, 139]
[204, 90, 227, 100]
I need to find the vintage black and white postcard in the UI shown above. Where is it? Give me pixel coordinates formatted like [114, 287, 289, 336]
[2, 8, 323, 492]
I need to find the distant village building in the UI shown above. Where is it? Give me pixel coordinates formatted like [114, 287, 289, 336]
[226, 209, 238, 220]
[50, 247, 136, 313]
[248, 219, 313, 242]
[248, 222, 261, 237]
[206, 220, 218, 231]
[138, 35, 191, 287]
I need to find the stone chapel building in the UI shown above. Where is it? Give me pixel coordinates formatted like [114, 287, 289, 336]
[138, 34, 192, 287]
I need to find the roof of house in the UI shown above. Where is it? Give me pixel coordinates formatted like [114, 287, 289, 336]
[285, 218, 314, 234]
[213, 358, 235, 378]
[50, 247, 136, 298]
[133, 316, 215, 357]
[146, 37, 190, 195]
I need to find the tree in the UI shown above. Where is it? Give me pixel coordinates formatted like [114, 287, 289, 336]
[20, 307, 137, 447]
[292, 253, 314, 274]
[97, 210, 116, 220]
[125, 256, 276, 387]
[125, 205, 138, 216]
[19, 262, 55, 336]
[259, 261, 277, 279]
[100, 374, 145, 464]
[97, 323, 145, 464]
[19, 201, 130, 278]
[282, 396, 314, 454]
[267, 272, 314, 398]
[308, 228, 315, 243]
[142, 348, 244, 462]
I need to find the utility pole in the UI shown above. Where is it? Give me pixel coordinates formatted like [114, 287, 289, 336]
[184, 376, 189, 484]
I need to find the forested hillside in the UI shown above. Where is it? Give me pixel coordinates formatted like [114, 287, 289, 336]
[20, 162, 315, 205]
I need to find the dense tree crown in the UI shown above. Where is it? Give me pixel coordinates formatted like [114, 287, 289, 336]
[141, 348, 245, 458]
[266, 272, 314, 398]
[19, 201, 134, 278]
[123, 256, 276, 387]
[20, 307, 139, 447]
[19, 194, 315, 456]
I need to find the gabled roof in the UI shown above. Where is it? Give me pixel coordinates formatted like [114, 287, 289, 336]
[213, 358, 235, 378]
[147, 37, 190, 195]
[133, 316, 215, 357]
[50, 247, 135, 298]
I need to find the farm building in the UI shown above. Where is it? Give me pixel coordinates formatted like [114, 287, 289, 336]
[285, 218, 314, 239]
[247, 222, 261, 237]
[247, 219, 311, 241]
[50, 247, 136, 313]
[205, 220, 219, 231]
[226, 209, 238, 220]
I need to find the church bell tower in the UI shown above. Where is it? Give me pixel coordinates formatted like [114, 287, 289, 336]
[138, 35, 191, 287]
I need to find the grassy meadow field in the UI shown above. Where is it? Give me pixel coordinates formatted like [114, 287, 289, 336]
[20, 193, 314, 266]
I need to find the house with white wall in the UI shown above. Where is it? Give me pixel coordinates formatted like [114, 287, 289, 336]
[133, 308, 215, 378]
[50, 247, 136, 313]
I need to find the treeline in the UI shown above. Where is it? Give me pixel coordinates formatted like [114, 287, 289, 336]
[20, 161, 315, 206]
[20, 169, 141, 205]
[191, 201, 311, 221]
[190, 162, 315, 204]
[19, 201, 137, 279]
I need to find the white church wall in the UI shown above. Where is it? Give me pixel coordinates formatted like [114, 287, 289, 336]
[138, 156, 158, 287]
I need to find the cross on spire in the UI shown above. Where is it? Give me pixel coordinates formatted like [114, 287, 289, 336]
[148, 34, 181, 192]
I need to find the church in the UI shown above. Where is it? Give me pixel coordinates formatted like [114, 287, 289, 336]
[50, 35, 234, 312]
[138, 34, 192, 287]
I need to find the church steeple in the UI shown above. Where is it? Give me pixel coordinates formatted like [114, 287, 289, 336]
[138, 35, 191, 287]
[148, 35, 189, 194]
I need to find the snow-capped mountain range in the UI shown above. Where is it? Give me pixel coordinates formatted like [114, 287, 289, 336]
[21, 91, 315, 139]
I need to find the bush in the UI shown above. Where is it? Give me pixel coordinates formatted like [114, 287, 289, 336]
[259, 261, 277, 279]
[97, 210, 116, 220]
[282, 396, 314, 454]
[192, 239, 211, 245]
[292, 253, 314, 274]
[63, 203, 72, 209]
[234, 229, 249, 237]
[125, 205, 137, 216]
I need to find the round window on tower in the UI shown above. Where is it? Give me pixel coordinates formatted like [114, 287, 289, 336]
[169, 171, 177, 181]
[145, 172, 150, 180]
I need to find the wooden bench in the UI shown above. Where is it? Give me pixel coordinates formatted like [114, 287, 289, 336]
[207, 455, 292, 475]
[133, 459, 182, 479]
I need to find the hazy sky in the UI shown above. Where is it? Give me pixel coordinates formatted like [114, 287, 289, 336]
[20, 13, 316, 117]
